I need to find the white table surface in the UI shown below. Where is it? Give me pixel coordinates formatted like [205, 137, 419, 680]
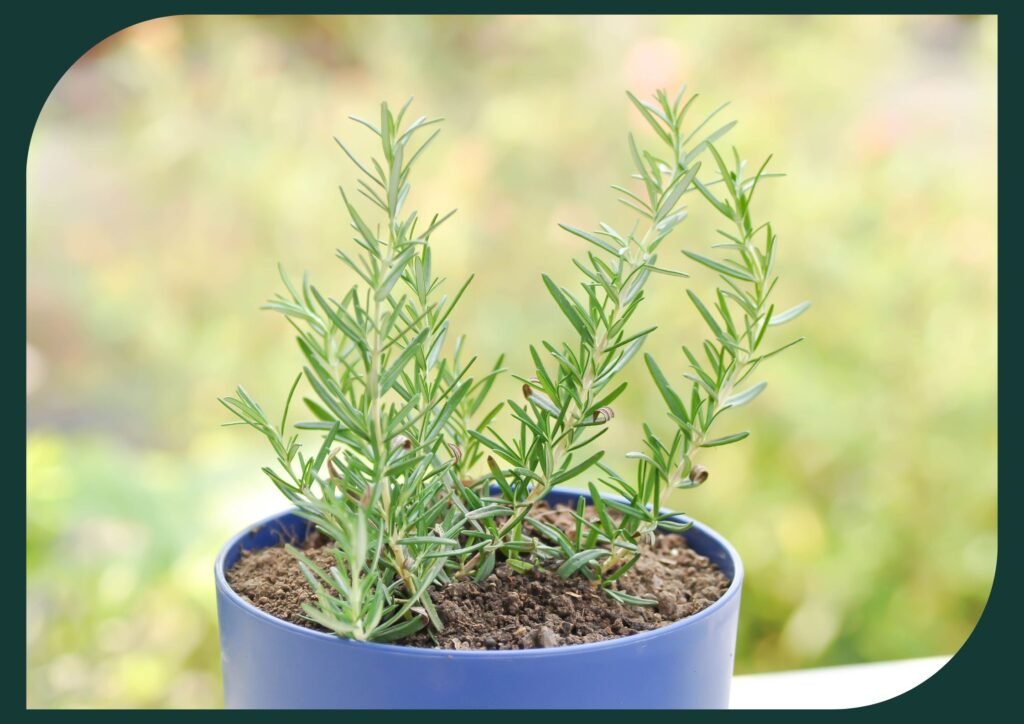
[730, 656, 951, 709]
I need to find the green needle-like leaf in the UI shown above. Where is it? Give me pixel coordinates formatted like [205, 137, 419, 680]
[645, 353, 688, 423]
[725, 381, 767, 408]
[682, 249, 757, 282]
[542, 274, 594, 344]
[769, 301, 811, 326]
[557, 549, 611, 579]
[702, 431, 750, 447]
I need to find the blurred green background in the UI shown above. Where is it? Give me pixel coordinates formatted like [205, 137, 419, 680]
[26, 15, 996, 708]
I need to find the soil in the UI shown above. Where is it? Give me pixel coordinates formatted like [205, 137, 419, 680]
[226, 503, 731, 650]
[226, 527, 334, 630]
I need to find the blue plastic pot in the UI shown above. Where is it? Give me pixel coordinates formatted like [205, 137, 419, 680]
[215, 488, 743, 709]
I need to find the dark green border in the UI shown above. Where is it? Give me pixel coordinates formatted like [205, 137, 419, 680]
[13, 2, 1012, 718]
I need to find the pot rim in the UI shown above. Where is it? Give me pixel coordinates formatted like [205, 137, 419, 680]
[215, 488, 744, 659]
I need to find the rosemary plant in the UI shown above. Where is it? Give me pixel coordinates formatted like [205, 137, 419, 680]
[223, 88, 805, 639]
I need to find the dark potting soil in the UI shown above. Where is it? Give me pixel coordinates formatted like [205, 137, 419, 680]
[225, 503, 731, 650]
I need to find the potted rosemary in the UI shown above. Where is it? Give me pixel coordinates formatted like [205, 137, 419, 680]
[216, 88, 805, 709]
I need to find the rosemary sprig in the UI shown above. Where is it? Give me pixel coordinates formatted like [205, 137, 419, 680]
[467, 88, 739, 571]
[221, 101, 506, 640]
[594, 109, 809, 580]
[643, 144, 809, 490]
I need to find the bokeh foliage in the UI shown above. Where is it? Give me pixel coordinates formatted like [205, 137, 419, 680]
[27, 15, 996, 708]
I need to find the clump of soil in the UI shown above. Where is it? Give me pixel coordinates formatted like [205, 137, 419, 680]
[226, 504, 731, 649]
[226, 528, 333, 630]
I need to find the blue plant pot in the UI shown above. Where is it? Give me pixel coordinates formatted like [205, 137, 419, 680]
[215, 488, 743, 709]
